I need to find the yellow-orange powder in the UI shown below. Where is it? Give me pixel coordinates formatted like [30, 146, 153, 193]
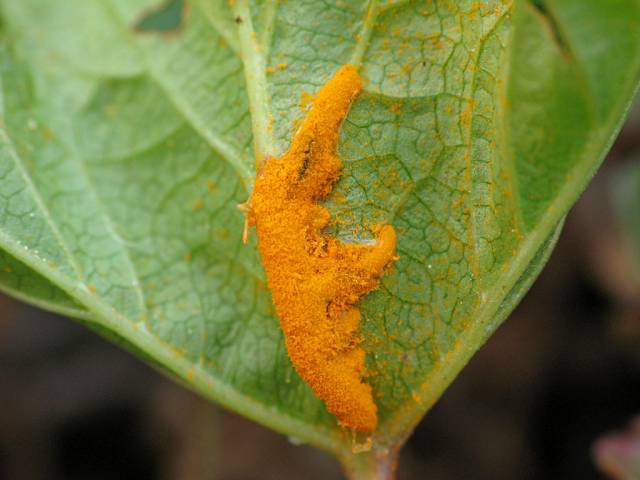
[248, 65, 397, 432]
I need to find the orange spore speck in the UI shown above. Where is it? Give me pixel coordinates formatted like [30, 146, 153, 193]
[248, 65, 397, 432]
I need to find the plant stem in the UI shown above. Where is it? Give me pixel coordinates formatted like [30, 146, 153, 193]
[341, 446, 399, 480]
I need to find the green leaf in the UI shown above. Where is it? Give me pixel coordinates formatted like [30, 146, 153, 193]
[612, 159, 640, 285]
[0, 0, 638, 465]
[0, 248, 91, 319]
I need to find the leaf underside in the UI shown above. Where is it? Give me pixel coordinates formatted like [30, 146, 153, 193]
[0, 0, 638, 457]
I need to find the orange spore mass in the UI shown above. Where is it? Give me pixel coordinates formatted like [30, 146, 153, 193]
[248, 65, 397, 432]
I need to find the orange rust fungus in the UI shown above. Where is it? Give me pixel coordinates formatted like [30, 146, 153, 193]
[247, 65, 397, 432]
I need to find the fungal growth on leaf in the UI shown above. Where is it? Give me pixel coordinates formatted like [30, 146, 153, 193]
[248, 65, 397, 432]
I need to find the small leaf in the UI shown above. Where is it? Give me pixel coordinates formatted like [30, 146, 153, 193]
[0, 0, 639, 464]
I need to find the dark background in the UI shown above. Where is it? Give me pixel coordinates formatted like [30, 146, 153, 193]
[0, 104, 639, 480]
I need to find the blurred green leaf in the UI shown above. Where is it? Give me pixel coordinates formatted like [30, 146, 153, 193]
[612, 159, 640, 284]
[0, 0, 638, 464]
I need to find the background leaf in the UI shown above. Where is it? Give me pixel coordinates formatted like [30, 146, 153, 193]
[0, 0, 638, 461]
[613, 159, 640, 285]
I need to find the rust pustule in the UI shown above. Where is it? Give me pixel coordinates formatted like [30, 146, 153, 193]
[248, 65, 397, 432]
